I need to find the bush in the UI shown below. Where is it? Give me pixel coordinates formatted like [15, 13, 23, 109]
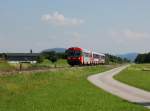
[36, 55, 45, 63]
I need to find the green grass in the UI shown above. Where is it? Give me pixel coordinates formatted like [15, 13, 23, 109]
[0, 65, 149, 111]
[32, 59, 69, 68]
[0, 61, 15, 71]
[114, 64, 150, 91]
[55, 59, 69, 67]
[0, 59, 69, 71]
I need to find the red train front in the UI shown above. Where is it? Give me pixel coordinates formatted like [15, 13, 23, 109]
[66, 47, 83, 66]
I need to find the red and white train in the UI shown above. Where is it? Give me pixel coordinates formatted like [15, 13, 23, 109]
[66, 47, 105, 66]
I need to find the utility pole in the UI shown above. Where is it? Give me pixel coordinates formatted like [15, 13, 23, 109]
[30, 49, 33, 54]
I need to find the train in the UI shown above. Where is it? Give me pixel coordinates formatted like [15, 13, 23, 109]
[66, 47, 105, 66]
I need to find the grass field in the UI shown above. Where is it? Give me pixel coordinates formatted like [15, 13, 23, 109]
[0, 59, 69, 72]
[0, 65, 149, 111]
[114, 64, 150, 91]
[32, 59, 69, 68]
[0, 61, 15, 71]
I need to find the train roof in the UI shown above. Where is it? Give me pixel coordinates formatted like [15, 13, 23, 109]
[83, 49, 91, 53]
[92, 52, 105, 56]
[68, 47, 83, 51]
[67, 47, 105, 56]
[83, 49, 105, 56]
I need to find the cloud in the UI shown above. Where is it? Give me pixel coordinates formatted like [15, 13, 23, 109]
[41, 11, 84, 26]
[110, 29, 149, 40]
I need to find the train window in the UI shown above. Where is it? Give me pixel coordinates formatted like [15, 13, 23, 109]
[101, 56, 105, 59]
[93, 54, 100, 58]
[83, 52, 90, 57]
[67, 50, 82, 57]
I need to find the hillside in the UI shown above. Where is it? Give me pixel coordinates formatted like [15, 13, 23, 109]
[42, 48, 66, 53]
[117, 53, 138, 62]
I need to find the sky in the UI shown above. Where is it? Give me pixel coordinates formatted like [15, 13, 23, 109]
[0, 0, 150, 54]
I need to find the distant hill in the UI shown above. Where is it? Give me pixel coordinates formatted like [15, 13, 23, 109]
[42, 48, 66, 53]
[117, 53, 138, 62]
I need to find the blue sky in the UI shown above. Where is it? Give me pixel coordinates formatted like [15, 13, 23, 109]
[0, 0, 150, 54]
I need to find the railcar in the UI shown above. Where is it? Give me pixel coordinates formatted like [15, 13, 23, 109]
[66, 47, 105, 66]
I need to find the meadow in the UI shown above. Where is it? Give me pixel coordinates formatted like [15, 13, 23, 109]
[0, 59, 69, 72]
[32, 59, 69, 68]
[0, 61, 15, 71]
[114, 64, 150, 91]
[0, 64, 149, 111]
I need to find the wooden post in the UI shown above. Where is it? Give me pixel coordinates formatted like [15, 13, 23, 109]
[19, 63, 22, 71]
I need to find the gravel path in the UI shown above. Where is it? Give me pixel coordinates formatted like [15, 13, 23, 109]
[88, 65, 150, 109]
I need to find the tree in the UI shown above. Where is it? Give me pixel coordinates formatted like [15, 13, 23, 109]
[145, 52, 150, 63]
[135, 52, 150, 63]
[50, 54, 58, 63]
[57, 52, 67, 59]
[105, 53, 130, 64]
[36, 55, 44, 63]
[104, 55, 109, 64]
[47, 51, 58, 67]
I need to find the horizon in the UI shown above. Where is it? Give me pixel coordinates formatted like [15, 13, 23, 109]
[0, 0, 150, 54]
[0, 47, 143, 55]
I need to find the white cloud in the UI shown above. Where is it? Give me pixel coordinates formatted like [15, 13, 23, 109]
[41, 11, 84, 26]
[110, 29, 149, 40]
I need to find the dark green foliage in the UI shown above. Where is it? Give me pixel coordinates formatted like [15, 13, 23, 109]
[57, 52, 67, 59]
[42, 51, 65, 60]
[43, 51, 59, 63]
[104, 55, 110, 64]
[36, 55, 44, 63]
[135, 52, 150, 63]
[105, 54, 130, 64]
[0, 53, 2, 58]
[0, 53, 7, 60]
[41, 51, 67, 63]
[50, 55, 58, 63]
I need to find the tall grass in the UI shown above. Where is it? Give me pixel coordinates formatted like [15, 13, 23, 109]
[0, 61, 15, 71]
[32, 59, 69, 68]
[0, 65, 148, 111]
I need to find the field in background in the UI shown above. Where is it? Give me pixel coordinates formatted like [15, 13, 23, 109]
[0, 65, 149, 111]
[114, 64, 150, 91]
[0, 59, 69, 72]
[32, 59, 69, 68]
[0, 61, 15, 71]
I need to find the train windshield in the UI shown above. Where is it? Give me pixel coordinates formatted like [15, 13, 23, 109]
[67, 50, 82, 57]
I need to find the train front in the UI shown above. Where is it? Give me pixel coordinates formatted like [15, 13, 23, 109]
[66, 47, 83, 66]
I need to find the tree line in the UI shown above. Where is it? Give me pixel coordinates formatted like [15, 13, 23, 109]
[37, 51, 67, 63]
[105, 54, 130, 64]
[135, 52, 150, 63]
